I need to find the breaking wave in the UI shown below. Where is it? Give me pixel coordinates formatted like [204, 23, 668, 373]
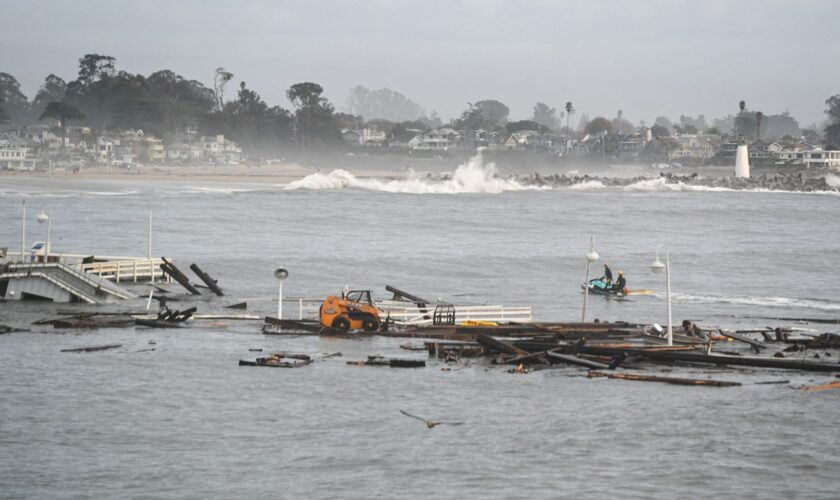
[825, 174, 840, 188]
[568, 180, 606, 190]
[665, 292, 840, 312]
[284, 154, 536, 194]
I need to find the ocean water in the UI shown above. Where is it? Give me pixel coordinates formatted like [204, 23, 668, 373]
[1, 160, 839, 499]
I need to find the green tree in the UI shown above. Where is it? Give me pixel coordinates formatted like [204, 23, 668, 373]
[39, 100, 85, 159]
[0, 73, 30, 123]
[32, 74, 67, 115]
[584, 116, 613, 136]
[531, 102, 558, 130]
[287, 82, 339, 145]
[473, 99, 509, 128]
[824, 95, 840, 149]
[213, 67, 234, 112]
[347, 85, 425, 122]
[651, 124, 671, 138]
[505, 120, 548, 134]
[564, 102, 574, 135]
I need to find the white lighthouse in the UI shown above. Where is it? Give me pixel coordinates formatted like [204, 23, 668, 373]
[735, 144, 750, 178]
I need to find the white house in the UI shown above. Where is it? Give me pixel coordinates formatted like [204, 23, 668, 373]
[0, 135, 34, 170]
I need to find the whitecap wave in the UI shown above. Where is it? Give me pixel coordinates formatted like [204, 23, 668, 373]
[664, 292, 840, 312]
[284, 154, 537, 194]
[176, 186, 262, 195]
[825, 174, 840, 188]
[568, 180, 606, 190]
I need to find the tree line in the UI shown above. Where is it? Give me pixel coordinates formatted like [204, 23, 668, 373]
[1, 54, 838, 154]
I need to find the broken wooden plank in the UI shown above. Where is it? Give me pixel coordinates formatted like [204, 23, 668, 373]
[189, 263, 224, 296]
[588, 371, 741, 387]
[476, 333, 527, 356]
[800, 381, 840, 391]
[546, 350, 611, 369]
[160, 257, 201, 295]
[718, 331, 767, 351]
[225, 302, 247, 310]
[61, 344, 122, 353]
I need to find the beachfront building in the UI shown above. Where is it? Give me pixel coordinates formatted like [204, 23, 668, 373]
[409, 128, 461, 151]
[198, 135, 243, 164]
[0, 135, 35, 170]
[774, 148, 840, 169]
[122, 130, 165, 163]
[166, 143, 203, 161]
[669, 134, 716, 161]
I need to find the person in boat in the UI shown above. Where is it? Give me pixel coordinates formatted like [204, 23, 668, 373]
[599, 264, 613, 285]
[611, 271, 626, 293]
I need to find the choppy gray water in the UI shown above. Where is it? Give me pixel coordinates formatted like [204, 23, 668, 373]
[1, 171, 839, 499]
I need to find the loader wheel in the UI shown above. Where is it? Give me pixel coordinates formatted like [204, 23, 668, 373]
[332, 317, 351, 331]
[362, 316, 380, 332]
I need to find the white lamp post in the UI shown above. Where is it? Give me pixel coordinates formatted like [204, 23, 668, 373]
[274, 268, 289, 319]
[20, 200, 26, 262]
[650, 244, 672, 346]
[36, 207, 51, 263]
[581, 236, 599, 322]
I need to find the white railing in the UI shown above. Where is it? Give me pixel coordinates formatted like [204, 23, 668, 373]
[2, 252, 169, 283]
[80, 258, 167, 283]
[377, 301, 532, 326]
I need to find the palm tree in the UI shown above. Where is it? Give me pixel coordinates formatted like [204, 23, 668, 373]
[756, 111, 763, 141]
[565, 101, 574, 135]
[739, 100, 746, 112]
[617, 109, 623, 133]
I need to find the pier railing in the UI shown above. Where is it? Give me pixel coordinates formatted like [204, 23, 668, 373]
[3, 252, 169, 283]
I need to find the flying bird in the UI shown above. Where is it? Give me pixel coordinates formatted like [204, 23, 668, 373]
[399, 409, 464, 428]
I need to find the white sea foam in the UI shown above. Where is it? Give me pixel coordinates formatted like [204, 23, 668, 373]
[177, 186, 262, 195]
[825, 174, 840, 188]
[568, 180, 607, 190]
[664, 292, 840, 312]
[284, 154, 537, 194]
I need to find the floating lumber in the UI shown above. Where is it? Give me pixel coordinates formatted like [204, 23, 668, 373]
[347, 356, 426, 368]
[545, 350, 611, 369]
[225, 302, 247, 310]
[385, 285, 430, 305]
[588, 371, 741, 387]
[189, 263, 224, 296]
[160, 257, 201, 295]
[61, 344, 122, 353]
[135, 318, 182, 329]
[52, 316, 135, 329]
[800, 381, 840, 391]
[558, 345, 840, 373]
[476, 333, 527, 356]
[239, 355, 312, 368]
[718, 331, 767, 351]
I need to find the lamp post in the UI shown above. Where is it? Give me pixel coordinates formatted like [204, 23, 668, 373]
[650, 244, 672, 346]
[581, 236, 599, 322]
[20, 200, 26, 262]
[36, 207, 51, 263]
[274, 268, 289, 319]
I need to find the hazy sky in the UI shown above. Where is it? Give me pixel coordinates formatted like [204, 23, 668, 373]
[2, 0, 838, 126]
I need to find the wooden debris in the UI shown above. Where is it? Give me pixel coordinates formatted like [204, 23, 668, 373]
[718, 331, 766, 353]
[347, 356, 425, 368]
[160, 257, 201, 295]
[800, 381, 840, 392]
[225, 302, 247, 310]
[61, 344, 122, 353]
[475, 333, 527, 356]
[546, 350, 611, 369]
[588, 371, 741, 387]
[189, 263, 224, 296]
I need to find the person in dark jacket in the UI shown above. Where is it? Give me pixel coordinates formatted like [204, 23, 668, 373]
[612, 271, 626, 293]
[599, 264, 613, 285]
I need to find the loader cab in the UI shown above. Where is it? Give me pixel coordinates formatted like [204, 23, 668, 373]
[344, 290, 373, 306]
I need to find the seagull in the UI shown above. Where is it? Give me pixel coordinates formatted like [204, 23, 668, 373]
[399, 409, 464, 428]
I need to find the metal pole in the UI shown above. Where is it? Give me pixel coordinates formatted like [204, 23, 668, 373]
[665, 249, 673, 346]
[21, 200, 26, 262]
[45, 205, 51, 263]
[582, 260, 591, 322]
[148, 208, 153, 259]
[277, 282, 283, 319]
